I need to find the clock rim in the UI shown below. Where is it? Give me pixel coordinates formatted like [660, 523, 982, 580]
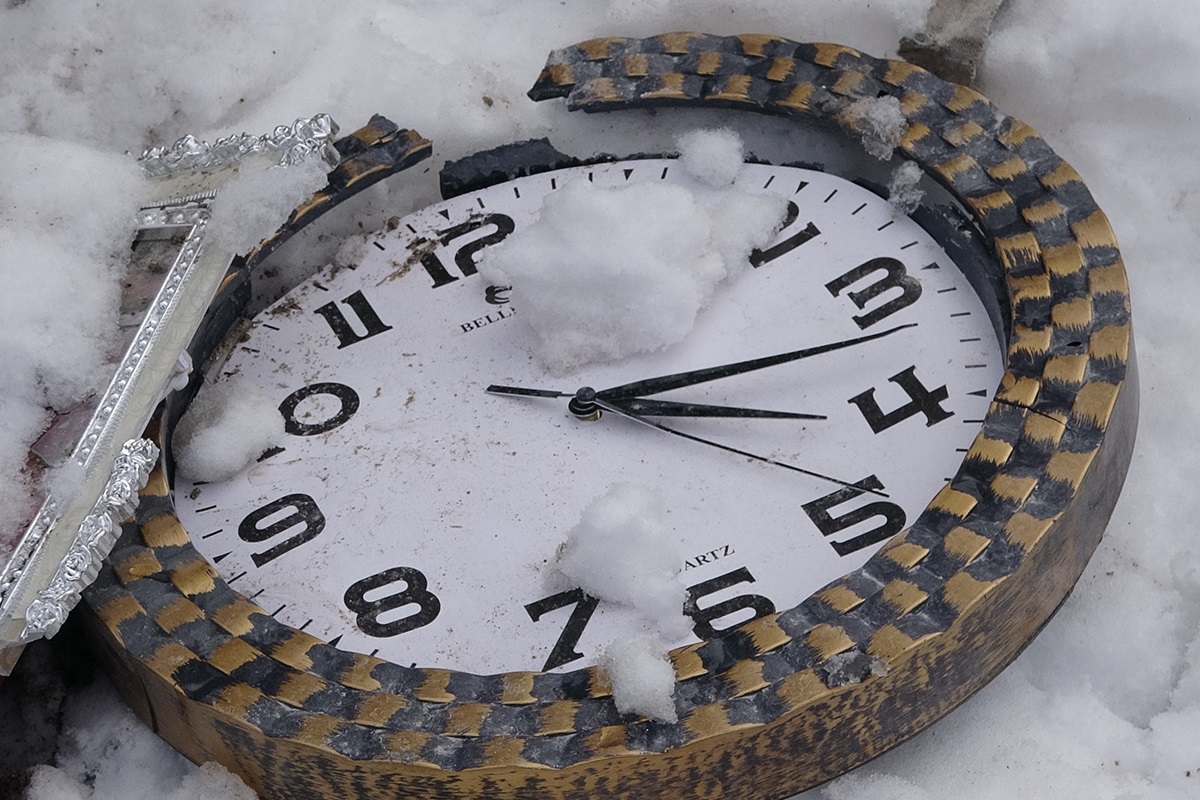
[81, 33, 1138, 800]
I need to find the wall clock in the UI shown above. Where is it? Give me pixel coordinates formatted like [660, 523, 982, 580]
[82, 33, 1137, 800]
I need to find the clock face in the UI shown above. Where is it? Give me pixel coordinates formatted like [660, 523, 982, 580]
[174, 158, 1003, 675]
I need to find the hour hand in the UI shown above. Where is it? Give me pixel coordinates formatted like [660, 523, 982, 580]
[605, 397, 825, 420]
[487, 385, 824, 421]
[485, 384, 570, 399]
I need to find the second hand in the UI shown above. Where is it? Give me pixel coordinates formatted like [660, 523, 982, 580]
[592, 398, 888, 498]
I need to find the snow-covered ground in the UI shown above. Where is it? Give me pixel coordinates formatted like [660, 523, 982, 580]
[3, 0, 1198, 798]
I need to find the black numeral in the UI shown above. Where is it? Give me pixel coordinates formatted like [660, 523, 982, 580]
[343, 567, 441, 637]
[313, 290, 393, 349]
[826, 257, 922, 329]
[525, 588, 600, 671]
[525, 567, 776, 670]
[684, 567, 776, 640]
[849, 365, 954, 433]
[279, 382, 360, 436]
[750, 201, 821, 267]
[238, 494, 326, 567]
[421, 214, 516, 288]
[802, 476, 906, 556]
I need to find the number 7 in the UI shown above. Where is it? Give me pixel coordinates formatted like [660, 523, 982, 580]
[525, 588, 600, 671]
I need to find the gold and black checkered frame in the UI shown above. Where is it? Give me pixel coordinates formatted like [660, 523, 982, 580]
[83, 35, 1137, 800]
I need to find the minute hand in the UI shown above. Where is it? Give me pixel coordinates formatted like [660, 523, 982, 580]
[595, 322, 918, 401]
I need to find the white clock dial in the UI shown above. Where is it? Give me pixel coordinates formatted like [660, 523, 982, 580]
[175, 159, 1003, 674]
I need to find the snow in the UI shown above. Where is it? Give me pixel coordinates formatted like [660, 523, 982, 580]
[845, 95, 907, 160]
[601, 636, 679, 723]
[0, 0, 1197, 798]
[676, 127, 745, 187]
[206, 157, 329, 256]
[172, 378, 284, 483]
[23, 678, 256, 800]
[0, 135, 141, 543]
[478, 176, 785, 372]
[554, 483, 689, 638]
[887, 160, 926, 214]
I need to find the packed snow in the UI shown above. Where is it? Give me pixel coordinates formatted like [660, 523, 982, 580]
[1, 0, 1198, 798]
[171, 377, 285, 483]
[675, 127, 745, 187]
[0, 137, 140, 545]
[478, 143, 785, 372]
[600, 636, 680, 723]
[206, 157, 330, 256]
[554, 483, 690, 637]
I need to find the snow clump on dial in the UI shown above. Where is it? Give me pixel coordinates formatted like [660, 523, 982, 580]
[172, 377, 285, 483]
[554, 482, 690, 637]
[601, 635, 680, 723]
[478, 130, 787, 373]
[554, 483, 686, 722]
[675, 127, 745, 188]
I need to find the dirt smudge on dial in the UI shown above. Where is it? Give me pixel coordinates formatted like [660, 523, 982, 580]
[376, 235, 438, 287]
[269, 297, 303, 318]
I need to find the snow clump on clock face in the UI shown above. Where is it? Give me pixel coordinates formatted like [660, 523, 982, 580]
[554, 483, 686, 722]
[554, 482, 689, 637]
[172, 376, 285, 483]
[477, 129, 787, 373]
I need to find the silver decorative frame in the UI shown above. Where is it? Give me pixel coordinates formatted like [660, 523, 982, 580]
[22, 439, 159, 639]
[0, 115, 340, 662]
[139, 114, 340, 178]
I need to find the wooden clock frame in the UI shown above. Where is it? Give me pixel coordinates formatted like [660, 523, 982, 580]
[82, 33, 1137, 800]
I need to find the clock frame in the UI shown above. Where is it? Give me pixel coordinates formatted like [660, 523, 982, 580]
[82, 33, 1137, 800]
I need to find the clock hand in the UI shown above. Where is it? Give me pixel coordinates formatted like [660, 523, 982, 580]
[485, 385, 570, 398]
[591, 397, 887, 497]
[486, 385, 825, 420]
[594, 323, 918, 401]
[606, 397, 825, 419]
